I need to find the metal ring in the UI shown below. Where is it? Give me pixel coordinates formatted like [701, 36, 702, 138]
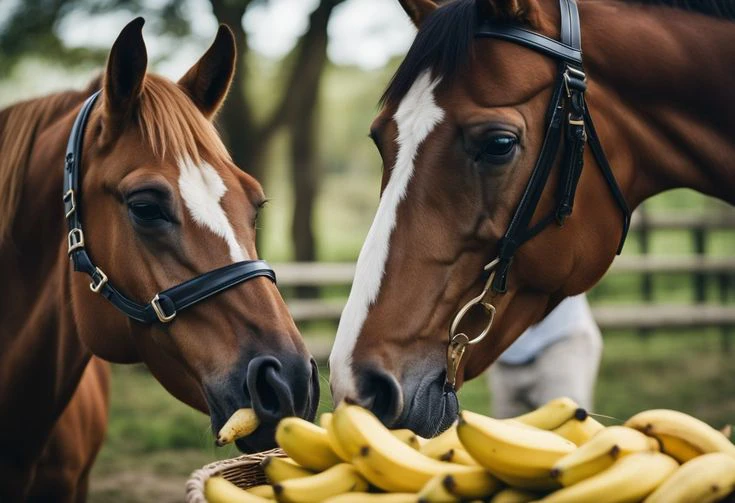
[151, 294, 176, 323]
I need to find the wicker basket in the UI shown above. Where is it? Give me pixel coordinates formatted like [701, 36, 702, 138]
[186, 448, 286, 502]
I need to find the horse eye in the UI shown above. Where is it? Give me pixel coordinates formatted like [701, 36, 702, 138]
[477, 133, 518, 163]
[128, 201, 165, 222]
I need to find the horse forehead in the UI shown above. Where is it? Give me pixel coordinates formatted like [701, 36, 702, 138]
[329, 70, 445, 400]
[177, 157, 247, 263]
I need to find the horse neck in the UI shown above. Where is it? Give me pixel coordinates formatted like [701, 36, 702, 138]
[0, 93, 93, 444]
[579, 1, 735, 208]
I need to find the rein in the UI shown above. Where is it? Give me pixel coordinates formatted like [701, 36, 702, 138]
[445, 0, 631, 389]
[63, 91, 276, 324]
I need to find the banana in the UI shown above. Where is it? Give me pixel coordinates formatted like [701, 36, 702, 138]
[644, 452, 735, 503]
[457, 410, 576, 481]
[489, 488, 542, 503]
[510, 397, 581, 430]
[275, 417, 341, 471]
[539, 452, 679, 503]
[625, 409, 735, 462]
[550, 425, 659, 487]
[443, 469, 500, 499]
[320, 412, 351, 462]
[216, 408, 259, 446]
[332, 405, 476, 492]
[247, 484, 274, 498]
[439, 448, 478, 466]
[420, 426, 462, 459]
[391, 428, 422, 450]
[261, 456, 314, 484]
[323, 493, 418, 503]
[552, 411, 605, 446]
[205, 476, 270, 503]
[417, 474, 458, 502]
[272, 463, 368, 503]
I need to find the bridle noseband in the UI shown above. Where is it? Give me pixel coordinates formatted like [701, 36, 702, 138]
[445, 0, 631, 389]
[63, 91, 276, 324]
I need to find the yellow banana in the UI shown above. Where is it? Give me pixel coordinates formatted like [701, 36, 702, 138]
[421, 426, 461, 457]
[442, 469, 500, 499]
[323, 493, 418, 503]
[550, 425, 659, 487]
[510, 397, 582, 430]
[320, 412, 351, 462]
[205, 476, 270, 503]
[439, 448, 478, 466]
[457, 410, 575, 481]
[261, 456, 314, 484]
[275, 417, 341, 471]
[644, 452, 735, 503]
[391, 428, 422, 450]
[216, 408, 259, 446]
[552, 412, 605, 446]
[417, 474, 458, 502]
[489, 488, 542, 503]
[333, 404, 476, 492]
[247, 484, 274, 498]
[539, 452, 679, 503]
[625, 409, 735, 462]
[273, 463, 368, 503]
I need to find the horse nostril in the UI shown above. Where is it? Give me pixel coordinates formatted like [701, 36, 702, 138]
[246, 355, 295, 423]
[357, 368, 404, 427]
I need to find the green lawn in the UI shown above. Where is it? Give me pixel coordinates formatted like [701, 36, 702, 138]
[88, 330, 735, 502]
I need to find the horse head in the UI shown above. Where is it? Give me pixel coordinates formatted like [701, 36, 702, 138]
[330, 0, 629, 436]
[69, 19, 318, 451]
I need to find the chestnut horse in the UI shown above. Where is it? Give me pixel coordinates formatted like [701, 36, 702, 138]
[0, 19, 318, 500]
[28, 358, 110, 503]
[330, 0, 735, 436]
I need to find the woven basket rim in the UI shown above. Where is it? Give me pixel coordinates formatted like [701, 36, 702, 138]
[185, 448, 285, 503]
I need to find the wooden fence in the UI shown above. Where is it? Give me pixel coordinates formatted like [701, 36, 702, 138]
[274, 210, 735, 360]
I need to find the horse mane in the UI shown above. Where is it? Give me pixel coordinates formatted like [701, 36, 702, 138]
[381, 0, 735, 107]
[0, 91, 85, 246]
[136, 74, 230, 167]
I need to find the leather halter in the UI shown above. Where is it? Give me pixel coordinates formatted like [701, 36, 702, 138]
[63, 91, 276, 324]
[445, 0, 630, 389]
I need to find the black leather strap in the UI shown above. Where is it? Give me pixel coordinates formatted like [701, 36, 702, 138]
[476, 23, 582, 65]
[63, 91, 276, 324]
[476, 0, 630, 293]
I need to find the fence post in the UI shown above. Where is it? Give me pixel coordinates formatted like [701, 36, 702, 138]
[692, 226, 707, 303]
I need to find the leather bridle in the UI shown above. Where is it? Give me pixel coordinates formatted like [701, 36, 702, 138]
[445, 0, 630, 389]
[63, 91, 276, 324]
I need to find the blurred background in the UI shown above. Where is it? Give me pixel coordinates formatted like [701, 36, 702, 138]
[1, 1, 733, 501]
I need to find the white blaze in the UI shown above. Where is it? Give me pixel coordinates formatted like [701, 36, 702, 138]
[178, 157, 247, 262]
[329, 70, 444, 401]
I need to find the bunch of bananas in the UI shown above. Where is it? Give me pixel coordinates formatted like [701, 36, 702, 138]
[204, 398, 735, 503]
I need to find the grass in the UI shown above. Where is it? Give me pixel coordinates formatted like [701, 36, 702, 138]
[88, 331, 735, 502]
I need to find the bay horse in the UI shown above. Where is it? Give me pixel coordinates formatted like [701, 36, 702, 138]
[0, 19, 318, 500]
[329, 0, 735, 436]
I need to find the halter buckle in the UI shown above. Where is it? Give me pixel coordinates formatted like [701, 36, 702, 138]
[63, 189, 76, 218]
[67, 229, 85, 254]
[89, 267, 108, 293]
[151, 294, 176, 323]
[563, 67, 587, 97]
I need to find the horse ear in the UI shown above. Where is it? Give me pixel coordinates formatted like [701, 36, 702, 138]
[102, 17, 147, 137]
[177, 25, 236, 120]
[398, 0, 438, 27]
[476, 0, 543, 28]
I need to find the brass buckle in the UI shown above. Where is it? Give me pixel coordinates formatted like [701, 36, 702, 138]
[445, 258, 500, 389]
[67, 229, 85, 254]
[151, 294, 176, 323]
[89, 267, 108, 293]
[63, 189, 76, 218]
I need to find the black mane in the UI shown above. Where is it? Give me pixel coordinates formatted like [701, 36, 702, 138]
[381, 0, 735, 106]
